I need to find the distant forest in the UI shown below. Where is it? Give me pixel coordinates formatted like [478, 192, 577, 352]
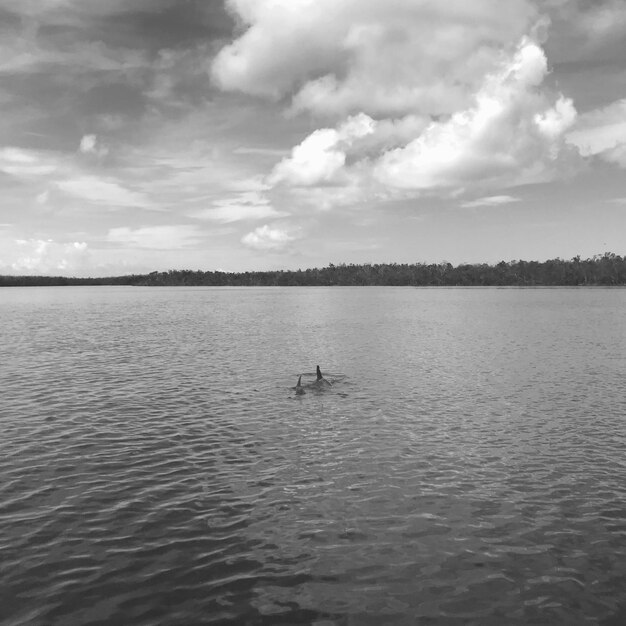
[2, 253, 626, 287]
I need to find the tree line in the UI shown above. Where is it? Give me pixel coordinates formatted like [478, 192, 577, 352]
[1, 253, 625, 287]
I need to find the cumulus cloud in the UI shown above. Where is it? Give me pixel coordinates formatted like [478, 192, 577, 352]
[567, 99, 626, 167]
[373, 39, 577, 190]
[241, 224, 296, 251]
[212, 3, 581, 209]
[213, 0, 538, 117]
[257, 38, 577, 203]
[107, 225, 203, 249]
[269, 113, 375, 186]
[8, 238, 90, 274]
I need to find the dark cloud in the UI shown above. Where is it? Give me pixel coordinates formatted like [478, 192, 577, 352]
[25, 1, 233, 55]
[544, 0, 626, 111]
[0, 71, 82, 150]
[544, 0, 626, 65]
[79, 81, 147, 118]
[101, 1, 234, 52]
[0, 1, 235, 151]
[0, 5, 20, 32]
[552, 60, 626, 112]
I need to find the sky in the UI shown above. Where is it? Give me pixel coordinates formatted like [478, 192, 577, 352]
[1, 0, 626, 276]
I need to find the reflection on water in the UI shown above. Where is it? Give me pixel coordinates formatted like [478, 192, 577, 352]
[2, 286, 626, 625]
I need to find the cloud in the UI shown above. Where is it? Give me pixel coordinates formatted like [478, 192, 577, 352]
[567, 99, 626, 167]
[233, 146, 288, 157]
[241, 224, 296, 251]
[7, 238, 90, 274]
[545, 0, 626, 65]
[0, 146, 155, 215]
[0, 1, 217, 127]
[373, 39, 577, 190]
[57, 175, 153, 209]
[0, 0, 150, 18]
[0, 29, 148, 76]
[461, 195, 521, 208]
[35, 190, 50, 205]
[269, 129, 346, 186]
[79, 134, 109, 158]
[212, 4, 581, 208]
[213, 0, 538, 117]
[269, 113, 375, 186]
[192, 204, 285, 223]
[0, 147, 57, 177]
[256, 38, 577, 207]
[190, 190, 288, 222]
[106, 225, 203, 249]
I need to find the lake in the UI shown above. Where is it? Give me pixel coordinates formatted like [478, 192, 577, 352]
[2, 286, 625, 625]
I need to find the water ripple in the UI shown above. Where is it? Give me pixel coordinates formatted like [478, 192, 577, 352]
[2, 286, 626, 624]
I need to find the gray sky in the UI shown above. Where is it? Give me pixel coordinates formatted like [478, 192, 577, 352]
[1, 0, 625, 276]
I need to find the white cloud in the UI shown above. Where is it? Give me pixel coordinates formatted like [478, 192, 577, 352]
[225, 176, 273, 193]
[190, 190, 288, 222]
[213, 0, 538, 117]
[8, 238, 90, 274]
[57, 175, 153, 209]
[259, 38, 577, 205]
[79, 134, 97, 153]
[0, 148, 38, 164]
[35, 190, 50, 205]
[107, 225, 203, 249]
[534, 96, 578, 140]
[0, 147, 57, 176]
[373, 39, 577, 191]
[567, 99, 626, 167]
[213, 4, 580, 206]
[461, 195, 521, 208]
[241, 224, 296, 251]
[79, 134, 109, 158]
[233, 146, 288, 157]
[269, 113, 375, 186]
[283, 177, 384, 212]
[270, 128, 346, 186]
[192, 204, 285, 223]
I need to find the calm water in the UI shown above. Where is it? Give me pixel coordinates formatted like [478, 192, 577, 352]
[2, 286, 626, 625]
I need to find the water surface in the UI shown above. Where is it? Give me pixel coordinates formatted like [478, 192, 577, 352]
[2, 286, 626, 625]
